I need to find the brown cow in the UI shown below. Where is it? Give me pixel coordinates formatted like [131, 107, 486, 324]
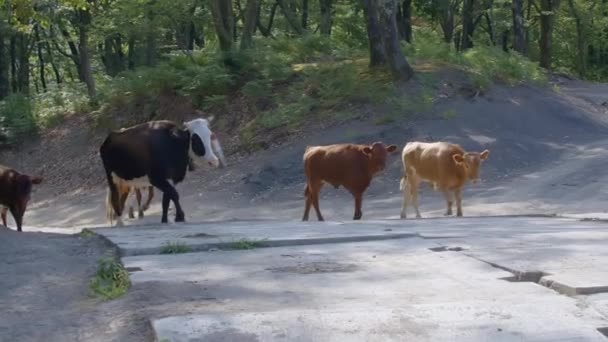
[0, 165, 42, 232]
[303, 142, 398, 221]
[399, 141, 489, 219]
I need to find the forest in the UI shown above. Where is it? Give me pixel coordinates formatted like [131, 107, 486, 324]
[0, 0, 606, 149]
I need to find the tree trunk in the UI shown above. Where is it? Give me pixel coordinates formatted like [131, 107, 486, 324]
[10, 35, 17, 92]
[43, 33, 62, 84]
[460, 0, 475, 50]
[319, 0, 332, 35]
[15, 34, 30, 94]
[127, 36, 136, 70]
[512, 0, 526, 54]
[34, 25, 47, 92]
[77, 10, 96, 99]
[277, 0, 305, 34]
[402, 0, 412, 43]
[501, 29, 510, 52]
[257, 1, 279, 36]
[376, 0, 414, 80]
[539, 0, 560, 69]
[567, 0, 585, 76]
[485, 12, 496, 45]
[301, 0, 309, 30]
[362, 0, 387, 67]
[240, 0, 260, 49]
[0, 25, 9, 99]
[439, 1, 456, 43]
[210, 0, 234, 51]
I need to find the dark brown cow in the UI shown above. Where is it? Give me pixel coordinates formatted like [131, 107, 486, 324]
[302, 142, 398, 221]
[0, 165, 42, 232]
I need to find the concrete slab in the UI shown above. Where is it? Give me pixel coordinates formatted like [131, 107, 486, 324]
[129, 239, 607, 341]
[99, 216, 608, 296]
[153, 306, 607, 342]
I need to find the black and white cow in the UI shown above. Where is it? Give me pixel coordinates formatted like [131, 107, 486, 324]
[99, 117, 226, 226]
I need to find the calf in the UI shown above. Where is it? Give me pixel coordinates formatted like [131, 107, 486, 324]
[105, 177, 154, 224]
[99, 117, 226, 226]
[0, 165, 42, 232]
[399, 141, 489, 219]
[302, 142, 397, 221]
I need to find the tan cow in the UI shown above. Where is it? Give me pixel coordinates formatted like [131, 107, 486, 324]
[399, 141, 489, 218]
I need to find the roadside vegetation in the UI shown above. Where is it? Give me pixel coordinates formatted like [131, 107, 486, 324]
[89, 257, 131, 300]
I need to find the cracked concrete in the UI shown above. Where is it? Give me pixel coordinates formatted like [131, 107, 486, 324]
[93, 216, 608, 341]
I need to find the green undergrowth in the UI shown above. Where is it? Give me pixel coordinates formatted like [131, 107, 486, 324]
[89, 257, 131, 300]
[159, 241, 192, 254]
[404, 28, 548, 90]
[1, 33, 549, 148]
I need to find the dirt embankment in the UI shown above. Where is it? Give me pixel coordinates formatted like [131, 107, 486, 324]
[2, 74, 608, 228]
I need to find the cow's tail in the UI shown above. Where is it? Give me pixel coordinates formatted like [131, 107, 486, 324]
[400, 175, 407, 192]
[106, 186, 114, 225]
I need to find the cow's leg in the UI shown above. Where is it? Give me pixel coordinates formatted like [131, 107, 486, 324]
[455, 188, 463, 217]
[353, 193, 363, 220]
[135, 188, 144, 218]
[302, 184, 312, 221]
[142, 186, 154, 212]
[442, 190, 454, 216]
[9, 206, 23, 232]
[310, 182, 324, 221]
[400, 175, 408, 219]
[1, 207, 7, 227]
[151, 178, 184, 223]
[408, 172, 422, 219]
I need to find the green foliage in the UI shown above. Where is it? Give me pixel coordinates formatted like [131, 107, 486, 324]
[231, 238, 266, 250]
[89, 257, 131, 300]
[159, 241, 192, 254]
[0, 94, 36, 144]
[405, 28, 547, 88]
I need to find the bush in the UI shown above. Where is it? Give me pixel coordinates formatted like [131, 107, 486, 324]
[0, 94, 36, 144]
[89, 257, 131, 300]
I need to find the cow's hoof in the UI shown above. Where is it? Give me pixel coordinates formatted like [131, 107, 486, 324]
[400, 213, 407, 219]
[138, 212, 144, 219]
[161, 218, 168, 224]
[415, 215, 422, 219]
[175, 214, 185, 223]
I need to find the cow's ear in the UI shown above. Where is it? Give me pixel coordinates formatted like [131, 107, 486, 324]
[387, 145, 398, 153]
[363, 146, 373, 154]
[480, 149, 490, 160]
[452, 154, 465, 165]
[30, 177, 43, 184]
[207, 115, 215, 123]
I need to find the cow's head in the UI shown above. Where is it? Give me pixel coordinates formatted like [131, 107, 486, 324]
[452, 149, 490, 182]
[184, 117, 227, 168]
[364, 142, 398, 173]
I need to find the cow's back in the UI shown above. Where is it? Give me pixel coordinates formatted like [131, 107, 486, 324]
[304, 144, 367, 188]
[100, 121, 190, 182]
[403, 142, 466, 188]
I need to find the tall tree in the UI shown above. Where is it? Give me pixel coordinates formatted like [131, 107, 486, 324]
[277, 0, 305, 34]
[210, 0, 234, 51]
[538, 0, 560, 69]
[377, 0, 414, 80]
[460, 0, 475, 50]
[396, 0, 412, 42]
[512, 0, 526, 54]
[362, 0, 387, 67]
[0, 23, 9, 99]
[240, 0, 260, 49]
[319, 0, 332, 35]
[76, 7, 96, 98]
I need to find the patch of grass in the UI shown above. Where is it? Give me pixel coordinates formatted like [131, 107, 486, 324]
[159, 241, 192, 254]
[231, 238, 267, 250]
[80, 229, 96, 238]
[89, 257, 131, 300]
[441, 109, 458, 120]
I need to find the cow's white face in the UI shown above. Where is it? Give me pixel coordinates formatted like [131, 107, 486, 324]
[184, 118, 225, 168]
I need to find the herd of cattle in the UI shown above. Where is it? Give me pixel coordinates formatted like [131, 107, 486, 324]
[0, 115, 490, 232]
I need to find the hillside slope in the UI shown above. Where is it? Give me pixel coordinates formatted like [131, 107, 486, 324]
[4, 76, 608, 229]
